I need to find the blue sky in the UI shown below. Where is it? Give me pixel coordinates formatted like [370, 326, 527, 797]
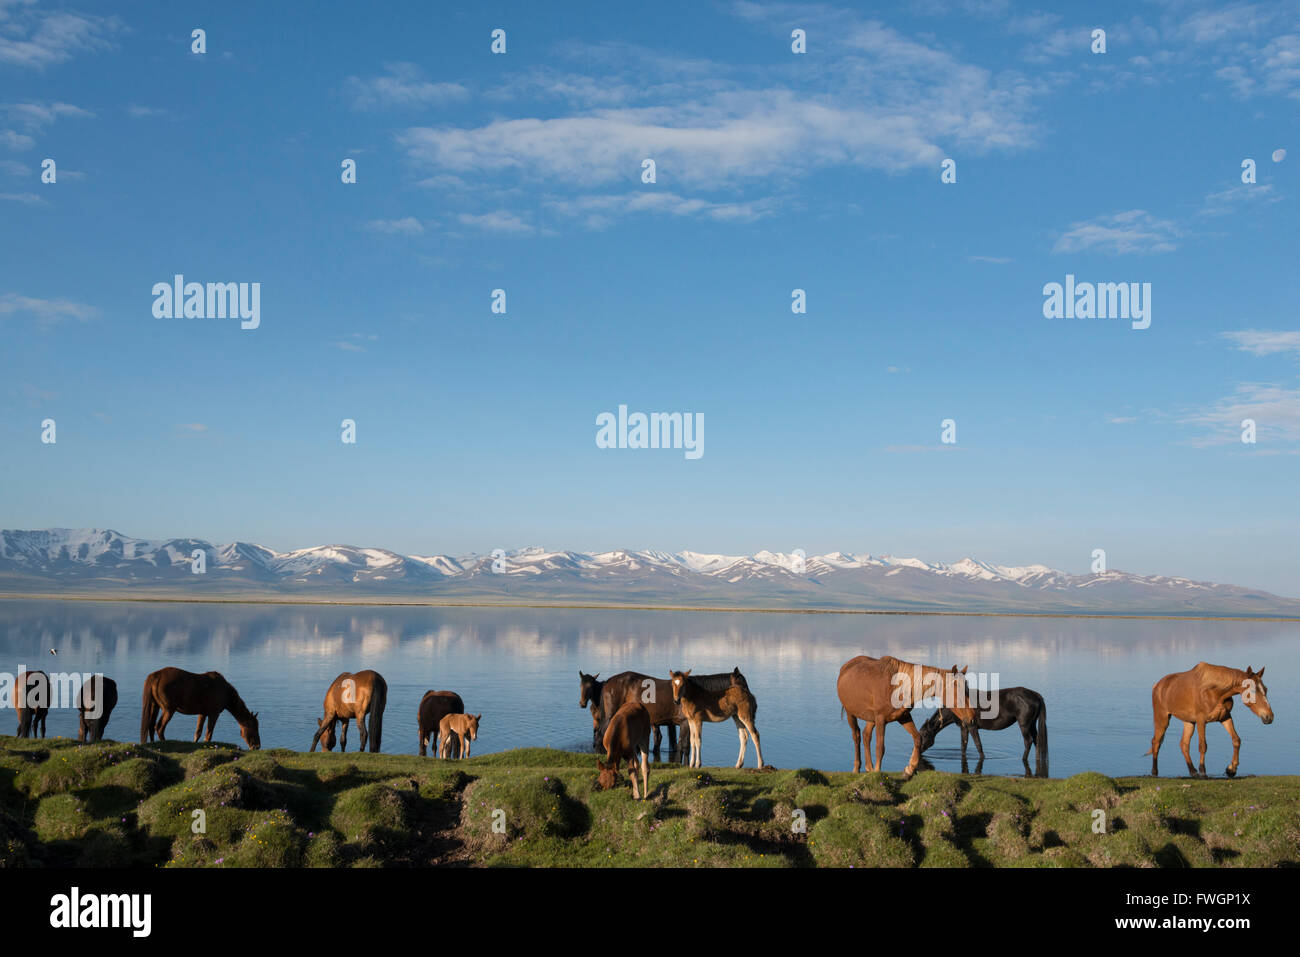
[2, 0, 1298, 595]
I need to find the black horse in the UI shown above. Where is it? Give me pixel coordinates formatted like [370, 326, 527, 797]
[918, 686, 1048, 777]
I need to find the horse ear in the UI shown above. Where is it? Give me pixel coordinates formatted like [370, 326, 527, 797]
[593, 673, 599, 680]
[1256, 666, 1265, 679]
[960, 666, 968, 675]
[683, 669, 692, 677]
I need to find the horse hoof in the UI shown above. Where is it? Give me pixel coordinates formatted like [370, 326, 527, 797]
[1225, 767, 1237, 778]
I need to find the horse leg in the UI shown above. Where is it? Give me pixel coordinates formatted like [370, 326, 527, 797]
[846, 713, 862, 773]
[900, 718, 922, 777]
[690, 719, 703, 769]
[1195, 721, 1208, 777]
[667, 721, 677, 754]
[1178, 722, 1196, 776]
[462, 731, 471, 760]
[970, 726, 985, 763]
[1222, 717, 1242, 777]
[156, 708, 174, 741]
[194, 715, 205, 743]
[652, 724, 663, 753]
[744, 715, 764, 769]
[356, 714, 366, 753]
[1149, 711, 1170, 776]
[873, 718, 887, 773]
[734, 717, 748, 769]
[205, 714, 217, 742]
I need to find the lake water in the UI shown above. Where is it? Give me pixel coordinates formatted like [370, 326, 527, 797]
[1, 600, 1296, 778]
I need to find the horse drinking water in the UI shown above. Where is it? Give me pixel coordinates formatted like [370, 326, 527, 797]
[309, 670, 387, 753]
[919, 685, 1048, 777]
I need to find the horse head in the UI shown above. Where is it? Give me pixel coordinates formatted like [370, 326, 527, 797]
[917, 709, 953, 752]
[595, 758, 619, 791]
[241, 711, 261, 750]
[317, 717, 336, 751]
[1241, 667, 1273, 724]
[466, 714, 481, 740]
[579, 671, 601, 708]
[669, 670, 692, 704]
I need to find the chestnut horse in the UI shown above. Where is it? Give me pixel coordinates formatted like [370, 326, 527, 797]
[140, 667, 260, 750]
[77, 675, 118, 743]
[837, 655, 978, 777]
[1147, 662, 1274, 778]
[669, 668, 764, 769]
[418, 690, 465, 757]
[438, 713, 481, 759]
[309, 670, 387, 753]
[595, 701, 651, 799]
[14, 669, 50, 738]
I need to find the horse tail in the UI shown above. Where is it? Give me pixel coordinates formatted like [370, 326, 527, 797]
[1035, 697, 1049, 769]
[140, 675, 156, 744]
[368, 675, 386, 753]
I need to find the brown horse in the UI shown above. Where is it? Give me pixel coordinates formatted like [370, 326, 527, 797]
[14, 669, 50, 738]
[418, 690, 465, 757]
[1147, 662, 1274, 778]
[140, 667, 260, 750]
[837, 655, 978, 777]
[309, 670, 387, 753]
[595, 701, 651, 799]
[579, 671, 605, 746]
[597, 669, 743, 758]
[438, 713, 481, 759]
[77, 675, 118, 743]
[669, 668, 764, 769]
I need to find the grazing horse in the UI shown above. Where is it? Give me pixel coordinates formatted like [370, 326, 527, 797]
[579, 671, 605, 747]
[309, 670, 387, 753]
[919, 686, 1048, 776]
[669, 668, 764, 769]
[140, 667, 261, 750]
[837, 655, 978, 777]
[14, 669, 50, 738]
[77, 675, 118, 743]
[438, 713, 481, 759]
[595, 701, 651, 799]
[1147, 662, 1274, 778]
[418, 690, 465, 757]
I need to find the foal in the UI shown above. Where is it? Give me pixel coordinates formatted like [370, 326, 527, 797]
[595, 701, 651, 799]
[438, 713, 481, 759]
[669, 669, 764, 769]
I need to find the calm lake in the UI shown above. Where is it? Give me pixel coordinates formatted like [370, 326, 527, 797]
[1, 600, 1296, 778]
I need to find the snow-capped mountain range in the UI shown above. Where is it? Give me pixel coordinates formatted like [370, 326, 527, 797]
[1, 528, 1296, 616]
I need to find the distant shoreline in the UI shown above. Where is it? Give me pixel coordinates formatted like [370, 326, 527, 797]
[2, 592, 1299, 622]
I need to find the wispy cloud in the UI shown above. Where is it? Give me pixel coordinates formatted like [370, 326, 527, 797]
[1053, 209, 1181, 255]
[456, 210, 535, 235]
[1222, 330, 1300, 357]
[0, 5, 118, 69]
[345, 62, 469, 110]
[1180, 383, 1300, 446]
[0, 293, 97, 326]
[363, 216, 424, 235]
[1200, 183, 1282, 216]
[0, 191, 45, 205]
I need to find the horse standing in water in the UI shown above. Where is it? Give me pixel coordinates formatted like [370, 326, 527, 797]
[77, 675, 118, 743]
[418, 690, 465, 757]
[14, 669, 50, 738]
[837, 655, 979, 777]
[140, 667, 260, 750]
[919, 685, 1048, 777]
[309, 670, 387, 753]
[1147, 663, 1274, 777]
[578, 671, 605, 747]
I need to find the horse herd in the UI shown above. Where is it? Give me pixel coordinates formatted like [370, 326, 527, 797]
[5, 656, 1276, 800]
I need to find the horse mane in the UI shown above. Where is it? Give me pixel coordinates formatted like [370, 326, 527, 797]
[1192, 662, 1248, 695]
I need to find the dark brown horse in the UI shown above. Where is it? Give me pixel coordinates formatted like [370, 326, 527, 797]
[669, 668, 764, 769]
[595, 701, 651, 799]
[140, 667, 260, 750]
[15, 669, 50, 738]
[579, 671, 605, 746]
[919, 686, 1048, 777]
[309, 670, 386, 753]
[837, 655, 978, 777]
[1148, 662, 1274, 777]
[418, 690, 465, 757]
[77, 675, 118, 743]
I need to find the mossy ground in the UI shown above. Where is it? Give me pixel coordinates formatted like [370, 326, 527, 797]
[1, 736, 1296, 868]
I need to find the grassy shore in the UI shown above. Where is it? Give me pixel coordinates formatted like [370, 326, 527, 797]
[1, 736, 1297, 868]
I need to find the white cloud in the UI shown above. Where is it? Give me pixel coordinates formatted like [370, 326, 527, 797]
[1222, 330, 1300, 356]
[363, 217, 424, 235]
[346, 63, 468, 110]
[0, 293, 98, 326]
[456, 210, 535, 235]
[1053, 209, 1181, 254]
[0, 5, 118, 69]
[1180, 384, 1300, 446]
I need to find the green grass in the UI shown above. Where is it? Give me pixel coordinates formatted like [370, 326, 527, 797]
[0, 735, 1297, 868]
